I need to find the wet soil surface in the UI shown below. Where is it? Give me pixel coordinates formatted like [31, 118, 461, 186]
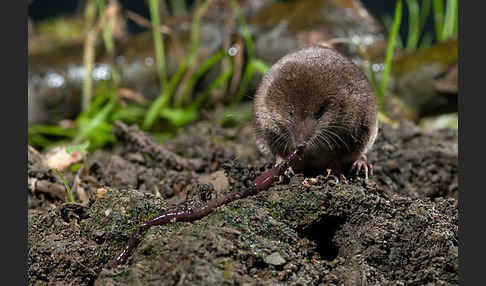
[28, 120, 458, 285]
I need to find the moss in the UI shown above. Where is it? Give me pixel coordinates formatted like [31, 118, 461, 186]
[221, 259, 233, 279]
[391, 38, 458, 77]
[250, 0, 329, 33]
[29, 121, 458, 285]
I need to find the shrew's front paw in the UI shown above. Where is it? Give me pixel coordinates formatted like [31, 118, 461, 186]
[350, 155, 373, 182]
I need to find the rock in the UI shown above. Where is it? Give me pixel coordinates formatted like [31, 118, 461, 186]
[264, 252, 286, 266]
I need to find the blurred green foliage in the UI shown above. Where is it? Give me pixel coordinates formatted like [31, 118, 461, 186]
[372, 0, 457, 113]
[29, 0, 457, 151]
[28, 0, 269, 152]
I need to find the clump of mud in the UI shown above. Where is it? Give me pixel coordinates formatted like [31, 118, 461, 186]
[28, 120, 458, 285]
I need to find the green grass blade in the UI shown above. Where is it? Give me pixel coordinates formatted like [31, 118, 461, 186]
[172, 0, 209, 106]
[78, 83, 112, 119]
[28, 134, 55, 149]
[144, 0, 211, 129]
[379, 0, 402, 112]
[75, 97, 116, 142]
[96, 0, 121, 85]
[28, 125, 77, 138]
[419, 0, 432, 32]
[66, 141, 90, 154]
[193, 65, 234, 108]
[97, 0, 114, 54]
[383, 14, 404, 49]
[143, 55, 191, 129]
[176, 50, 226, 107]
[453, 8, 458, 36]
[232, 59, 268, 106]
[149, 0, 168, 88]
[189, 0, 209, 54]
[442, 0, 457, 40]
[251, 59, 269, 75]
[433, 0, 444, 41]
[55, 169, 75, 203]
[159, 107, 199, 127]
[143, 88, 170, 129]
[418, 32, 434, 50]
[111, 105, 146, 123]
[170, 0, 187, 16]
[406, 0, 420, 51]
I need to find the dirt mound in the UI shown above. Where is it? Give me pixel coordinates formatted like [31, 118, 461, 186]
[28, 120, 458, 285]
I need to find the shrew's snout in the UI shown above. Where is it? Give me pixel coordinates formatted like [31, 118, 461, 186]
[292, 118, 316, 148]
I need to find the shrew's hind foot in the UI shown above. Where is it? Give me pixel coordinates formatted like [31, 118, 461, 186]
[324, 160, 348, 185]
[350, 155, 373, 182]
[324, 168, 348, 185]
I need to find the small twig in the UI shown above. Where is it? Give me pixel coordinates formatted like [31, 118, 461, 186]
[125, 10, 172, 35]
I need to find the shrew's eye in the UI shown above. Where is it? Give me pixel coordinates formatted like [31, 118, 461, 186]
[288, 107, 294, 118]
[314, 103, 327, 120]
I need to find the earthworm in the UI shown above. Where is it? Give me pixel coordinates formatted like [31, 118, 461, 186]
[106, 145, 304, 269]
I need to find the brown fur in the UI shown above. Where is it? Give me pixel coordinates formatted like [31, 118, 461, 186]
[253, 45, 378, 174]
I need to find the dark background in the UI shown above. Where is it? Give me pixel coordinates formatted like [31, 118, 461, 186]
[28, 0, 438, 42]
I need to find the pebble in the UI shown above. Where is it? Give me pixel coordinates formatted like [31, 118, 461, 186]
[264, 252, 286, 266]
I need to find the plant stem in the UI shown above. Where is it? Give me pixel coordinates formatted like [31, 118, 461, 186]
[75, 96, 116, 142]
[419, 0, 432, 33]
[379, 0, 402, 112]
[231, 0, 258, 105]
[174, 0, 211, 107]
[82, 30, 96, 111]
[406, 0, 420, 52]
[193, 65, 234, 108]
[176, 50, 226, 107]
[97, 0, 121, 85]
[143, 55, 191, 129]
[55, 169, 75, 203]
[442, 0, 457, 40]
[433, 0, 444, 41]
[231, 0, 254, 59]
[170, 0, 187, 16]
[149, 0, 168, 88]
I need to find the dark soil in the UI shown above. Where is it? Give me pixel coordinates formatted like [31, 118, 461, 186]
[28, 119, 458, 285]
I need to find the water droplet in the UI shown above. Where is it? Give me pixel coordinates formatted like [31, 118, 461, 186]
[228, 45, 239, 56]
[93, 64, 111, 81]
[144, 57, 154, 66]
[45, 72, 65, 88]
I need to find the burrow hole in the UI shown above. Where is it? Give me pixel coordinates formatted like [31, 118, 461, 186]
[298, 215, 346, 261]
